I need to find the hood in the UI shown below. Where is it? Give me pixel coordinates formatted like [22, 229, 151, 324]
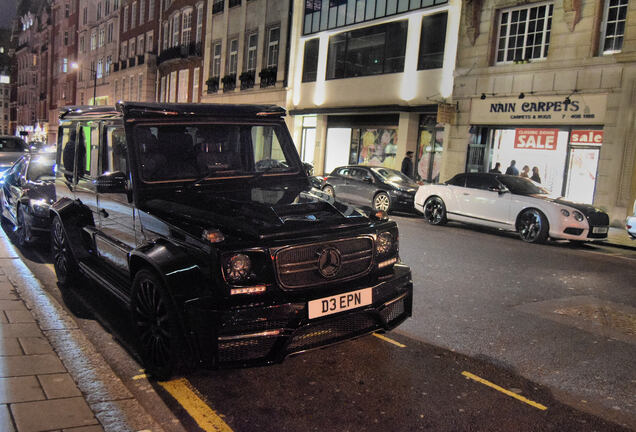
[529, 194, 606, 217]
[141, 184, 372, 241]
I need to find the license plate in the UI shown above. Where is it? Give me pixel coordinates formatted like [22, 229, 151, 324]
[308, 288, 373, 319]
[592, 226, 608, 234]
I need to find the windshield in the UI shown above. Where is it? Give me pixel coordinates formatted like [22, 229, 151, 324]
[134, 123, 298, 182]
[498, 175, 549, 195]
[26, 154, 55, 181]
[371, 167, 416, 185]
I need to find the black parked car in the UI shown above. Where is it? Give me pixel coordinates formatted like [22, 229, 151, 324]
[0, 135, 29, 174]
[321, 165, 419, 213]
[51, 103, 413, 379]
[0, 152, 56, 246]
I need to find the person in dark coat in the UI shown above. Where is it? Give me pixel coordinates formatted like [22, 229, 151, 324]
[489, 162, 502, 173]
[505, 160, 519, 176]
[531, 166, 541, 183]
[401, 151, 414, 178]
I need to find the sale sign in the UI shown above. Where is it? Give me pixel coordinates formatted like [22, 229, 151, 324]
[514, 128, 559, 150]
[570, 130, 603, 145]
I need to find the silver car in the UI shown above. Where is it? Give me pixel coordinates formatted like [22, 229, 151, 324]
[0, 136, 28, 174]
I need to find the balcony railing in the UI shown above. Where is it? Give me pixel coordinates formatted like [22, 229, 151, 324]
[120, 60, 127, 70]
[206, 76, 219, 93]
[157, 42, 202, 65]
[259, 67, 277, 88]
[221, 74, 236, 92]
[137, 54, 145, 65]
[239, 70, 255, 90]
[113, 62, 120, 72]
[128, 56, 136, 67]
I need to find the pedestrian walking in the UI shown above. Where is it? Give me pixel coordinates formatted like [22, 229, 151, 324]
[531, 166, 541, 183]
[401, 151, 414, 178]
[505, 160, 519, 176]
[489, 162, 502, 174]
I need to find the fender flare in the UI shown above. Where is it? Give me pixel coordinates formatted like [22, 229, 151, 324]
[49, 198, 95, 260]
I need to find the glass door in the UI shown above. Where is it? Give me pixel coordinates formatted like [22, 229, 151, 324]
[564, 147, 600, 204]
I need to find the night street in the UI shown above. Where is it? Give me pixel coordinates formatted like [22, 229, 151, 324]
[5, 215, 634, 431]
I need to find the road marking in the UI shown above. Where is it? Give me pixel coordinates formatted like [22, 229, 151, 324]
[159, 378, 233, 432]
[132, 374, 148, 380]
[373, 332, 406, 348]
[461, 371, 547, 411]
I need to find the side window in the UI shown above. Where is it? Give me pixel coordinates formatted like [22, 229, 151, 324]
[447, 174, 466, 186]
[7, 157, 26, 184]
[102, 126, 128, 175]
[466, 175, 496, 191]
[78, 124, 100, 179]
[58, 125, 77, 181]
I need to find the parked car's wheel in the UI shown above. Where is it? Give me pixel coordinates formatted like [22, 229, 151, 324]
[322, 185, 335, 197]
[517, 209, 549, 243]
[51, 216, 80, 286]
[423, 196, 447, 225]
[15, 205, 32, 247]
[373, 192, 391, 212]
[131, 269, 184, 380]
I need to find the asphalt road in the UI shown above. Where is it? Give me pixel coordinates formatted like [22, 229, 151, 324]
[5, 216, 635, 431]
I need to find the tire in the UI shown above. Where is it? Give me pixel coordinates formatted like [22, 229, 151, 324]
[15, 205, 32, 247]
[517, 209, 549, 244]
[51, 216, 80, 286]
[373, 192, 391, 212]
[322, 185, 335, 197]
[130, 269, 184, 380]
[423, 196, 447, 225]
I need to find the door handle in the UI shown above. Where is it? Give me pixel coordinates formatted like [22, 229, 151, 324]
[100, 209, 109, 218]
[463, 193, 470, 196]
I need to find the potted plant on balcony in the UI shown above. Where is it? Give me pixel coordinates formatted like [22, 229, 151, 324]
[239, 70, 255, 90]
[221, 74, 236, 91]
[258, 67, 277, 88]
[206, 76, 220, 93]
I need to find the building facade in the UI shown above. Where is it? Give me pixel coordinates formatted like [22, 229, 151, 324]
[450, 0, 636, 224]
[156, 0, 207, 103]
[15, 12, 39, 138]
[0, 29, 13, 136]
[200, 0, 291, 109]
[76, 0, 121, 105]
[111, 0, 158, 103]
[285, 0, 459, 181]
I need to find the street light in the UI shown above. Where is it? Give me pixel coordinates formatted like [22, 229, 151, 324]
[71, 62, 97, 106]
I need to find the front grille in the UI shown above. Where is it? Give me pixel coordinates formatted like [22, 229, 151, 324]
[564, 227, 584, 235]
[286, 312, 377, 352]
[218, 336, 278, 362]
[275, 237, 374, 289]
[586, 211, 609, 227]
[380, 298, 406, 324]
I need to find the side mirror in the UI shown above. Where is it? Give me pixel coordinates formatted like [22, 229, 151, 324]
[96, 171, 127, 193]
[302, 162, 314, 176]
[364, 177, 373, 184]
[488, 185, 508, 194]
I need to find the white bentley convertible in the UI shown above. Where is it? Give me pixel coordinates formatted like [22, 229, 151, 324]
[414, 173, 609, 244]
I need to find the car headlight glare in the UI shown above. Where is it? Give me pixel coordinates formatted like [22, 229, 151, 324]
[224, 254, 251, 282]
[573, 211, 584, 222]
[376, 232, 393, 255]
[30, 200, 50, 218]
[560, 209, 570, 217]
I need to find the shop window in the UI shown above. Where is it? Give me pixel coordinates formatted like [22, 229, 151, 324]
[300, 116, 317, 165]
[326, 20, 407, 80]
[416, 120, 444, 183]
[495, 3, 553, 64]
[417, 12, 447, 70]
[302, 38, 319, 82]
[600, 0, 628, 55]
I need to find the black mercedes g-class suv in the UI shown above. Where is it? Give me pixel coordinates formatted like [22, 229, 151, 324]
[52, 103, 413, 379]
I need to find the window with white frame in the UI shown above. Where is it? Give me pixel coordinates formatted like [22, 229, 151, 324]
[192, 67, 199, 103]
[130, 38, 136, 58]
[138, 74, 143, 100]
[172, 13, 181, 47]
[146, 31, 154, 52]
[90, 31, 97, 50]
[195, 3, 203, 44]
[178, 69, 189, 102]
[122, 79, 126, 100]
[114, 80, 118, 100]
[160, 75, 166, 101]
[213, 41, 221, 76]
[130, 75, 135, 100]
[106, 55, 112, 75]
[123, 6, 129, 31]
[267, 27, 280, 68]
[495, 3, 553, 64]
[600, 0, 628, 55]
[139, 0, 145, 24]
[169, 71, 177, 102]
[97, 2, 102, 19]
[114, 0, 119, 9]
[162, 21, 169, 50]
[83, 6, 87, 24]
[80, 36, 85, 53]
[182, 9, 193, 46]
[149, 0, 155, 19]
[121, 41, 127, 60]
[131, 2, 137, 28]
[246, 33, 258, 71]
[138, 35, 145, 54]
[96, 58, 103, 78]
[98, 27, 105, 47]
[228, 39, 238, 74]
[107, 22, 113, 43]
[105, 0, 110, 15]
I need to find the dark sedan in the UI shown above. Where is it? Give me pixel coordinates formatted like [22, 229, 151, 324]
[321, 165, 419, 213]
[0, 152, 56, 246]
[0, 136, 29, 174]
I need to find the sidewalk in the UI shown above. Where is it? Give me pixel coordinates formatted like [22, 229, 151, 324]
[0, 231, 167, 432]
[606, 227, 636, 250]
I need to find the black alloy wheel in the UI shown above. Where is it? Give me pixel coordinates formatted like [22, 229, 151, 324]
[131, 269, 183, 380]
[423, 196, 447, 225]
[51, 216, 79, 285]
[15, 206, 31, 247]
[517, 209, 549, 243]
[323, 185, 335, 197]
[373, 192, 391, 212]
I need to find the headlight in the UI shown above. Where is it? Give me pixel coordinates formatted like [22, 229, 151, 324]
[224, 254, 251, 282]
[376, 232, 393, 255]
[573, 211, 584, 222]
[30, 200, 50, 218]
[560, 209, 570, 217]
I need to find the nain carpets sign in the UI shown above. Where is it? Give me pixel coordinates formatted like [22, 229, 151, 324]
[470, 94, 607, 125]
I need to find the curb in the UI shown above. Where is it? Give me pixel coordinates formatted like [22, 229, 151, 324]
[0, 233, 168, 432]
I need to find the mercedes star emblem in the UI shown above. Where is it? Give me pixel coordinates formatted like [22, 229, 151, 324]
[317, 247, 342, 278]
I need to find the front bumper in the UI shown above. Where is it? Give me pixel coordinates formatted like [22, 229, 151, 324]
[185, 264, 413, 368]
[389, 192, 416, 213]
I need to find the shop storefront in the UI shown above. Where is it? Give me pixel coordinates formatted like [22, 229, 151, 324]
[466, 95, 607, 205]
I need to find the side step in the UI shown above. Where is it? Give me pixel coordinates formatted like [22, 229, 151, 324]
[78, 261, 131, 305]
